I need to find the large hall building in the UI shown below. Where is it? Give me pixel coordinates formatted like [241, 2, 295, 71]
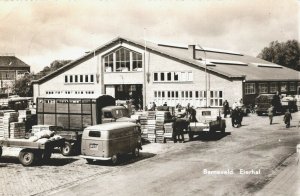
[33, 37, 300, 108]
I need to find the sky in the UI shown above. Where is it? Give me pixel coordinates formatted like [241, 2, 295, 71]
[0, 0, 298, 72]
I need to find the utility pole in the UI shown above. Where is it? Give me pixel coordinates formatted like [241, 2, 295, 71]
[197, 44, 208, 107]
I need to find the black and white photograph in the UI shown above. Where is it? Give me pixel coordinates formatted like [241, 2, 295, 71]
[0, 0, 299, 195]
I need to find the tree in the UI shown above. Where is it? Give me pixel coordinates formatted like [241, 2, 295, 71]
[13, 73, 33, 97]
[34, 60, 71, 79]
[258, 40, 300, 71]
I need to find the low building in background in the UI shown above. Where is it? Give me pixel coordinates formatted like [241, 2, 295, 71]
[0, 54, 31, 95]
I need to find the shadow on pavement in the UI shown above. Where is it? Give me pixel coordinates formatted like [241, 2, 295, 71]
[41, 157, 78, 166]
[192, 132, 231, 141]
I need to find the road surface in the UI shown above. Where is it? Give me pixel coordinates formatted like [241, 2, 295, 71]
[45, 113, 300, 196]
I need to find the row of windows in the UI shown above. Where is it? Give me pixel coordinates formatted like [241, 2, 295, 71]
[65, 74, 94, 83]
[153, 71, 193, 82]
[104, 47, 142, 72]
[45, 90, 95, 95]
[153, 90, 223, 107]
[0, 71, 16, 80]
[245, 82, 298, 95]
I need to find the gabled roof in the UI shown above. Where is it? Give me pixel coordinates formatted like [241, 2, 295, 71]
[0, 55, 30, 68]
[33, 37, 300, 84]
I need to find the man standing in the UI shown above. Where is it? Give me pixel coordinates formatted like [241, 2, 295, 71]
[223, 100, 229, 118]
[267, 106, 274, 125]
[283, 109, 292, 128]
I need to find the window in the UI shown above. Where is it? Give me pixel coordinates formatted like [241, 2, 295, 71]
[90, 75, 94, 83]
[104, 47, 142, 72]
[153, 71, 193, 82]
[161, 73, 165, 81]
[258, 83, 268, 93]
[245, 83, 255, 94]
[75, 75, 78, 83]
[167, 72, 172, 81]
[80, 75, 83, 82]
[70, 75, 73, 83]
[89, 131, 101, 137]
[210, 91, 223, 107]
[132, 51, 142, 71]
[104, 53, 113, 72]
[281, 82, 287, 92]
[85, 75, 89, 83]
[65, 75, 68, 83]
[174, 72, 179, 81]
[154, 73, 158, 81]
[289, 82, 296, 91]
[270, 82, 277, 93]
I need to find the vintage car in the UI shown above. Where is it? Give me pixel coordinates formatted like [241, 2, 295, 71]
[188, 108, 226, 140]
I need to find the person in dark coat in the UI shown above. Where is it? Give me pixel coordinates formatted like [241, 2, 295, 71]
[283, 109, 292, 128]
[271, 91, 281, 114]
[223, 100, 230, 118]
[163, 102, 168, 106]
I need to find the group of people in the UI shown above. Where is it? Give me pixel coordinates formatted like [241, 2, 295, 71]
[223, 99, 244, 127]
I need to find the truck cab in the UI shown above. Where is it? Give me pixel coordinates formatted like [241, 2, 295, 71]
[188, 108, 226, 139]
[101, 106, 132, 123]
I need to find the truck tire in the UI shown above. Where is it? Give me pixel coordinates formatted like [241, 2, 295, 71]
[19, 149, 36, 166]
[132, 147, 139, 158]
[111, 154, 119, 165]
[61, 141, 73, 156]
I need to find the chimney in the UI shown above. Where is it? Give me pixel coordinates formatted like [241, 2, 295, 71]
[188, 45, 196, 59]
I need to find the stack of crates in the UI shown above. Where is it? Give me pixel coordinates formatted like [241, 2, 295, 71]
[10, 122, 25, 139]
[155, 111, 165, 143]
[164, 123, 174, 142]
[140, 115, 148, 140]
[2, 112, 18, 138]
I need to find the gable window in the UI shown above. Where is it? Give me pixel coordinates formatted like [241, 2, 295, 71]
[75, 75, 78, 83]
[80, 75, 83, 82]
[104, 47, 142, 72]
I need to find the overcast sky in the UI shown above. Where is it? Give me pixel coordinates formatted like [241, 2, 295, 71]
[0, 0, 298, 72]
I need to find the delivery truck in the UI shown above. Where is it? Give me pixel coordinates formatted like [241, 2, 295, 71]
[36, 94, 132, 155]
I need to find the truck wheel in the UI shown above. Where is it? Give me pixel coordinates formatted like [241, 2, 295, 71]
[61, 141, 73, 156]
[132, 147, 139, 158]
[111, 154, 119, 165]
[19, 149, 36, 166]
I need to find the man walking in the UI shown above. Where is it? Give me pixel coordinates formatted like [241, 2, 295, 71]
[283, 109, 292, 128]
[267, 106, 274, 125]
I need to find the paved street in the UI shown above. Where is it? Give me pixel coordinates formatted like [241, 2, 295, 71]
[0, 112, 300, 196]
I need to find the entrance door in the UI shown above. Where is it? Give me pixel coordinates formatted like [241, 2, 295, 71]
[114, 84, 143, 110]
